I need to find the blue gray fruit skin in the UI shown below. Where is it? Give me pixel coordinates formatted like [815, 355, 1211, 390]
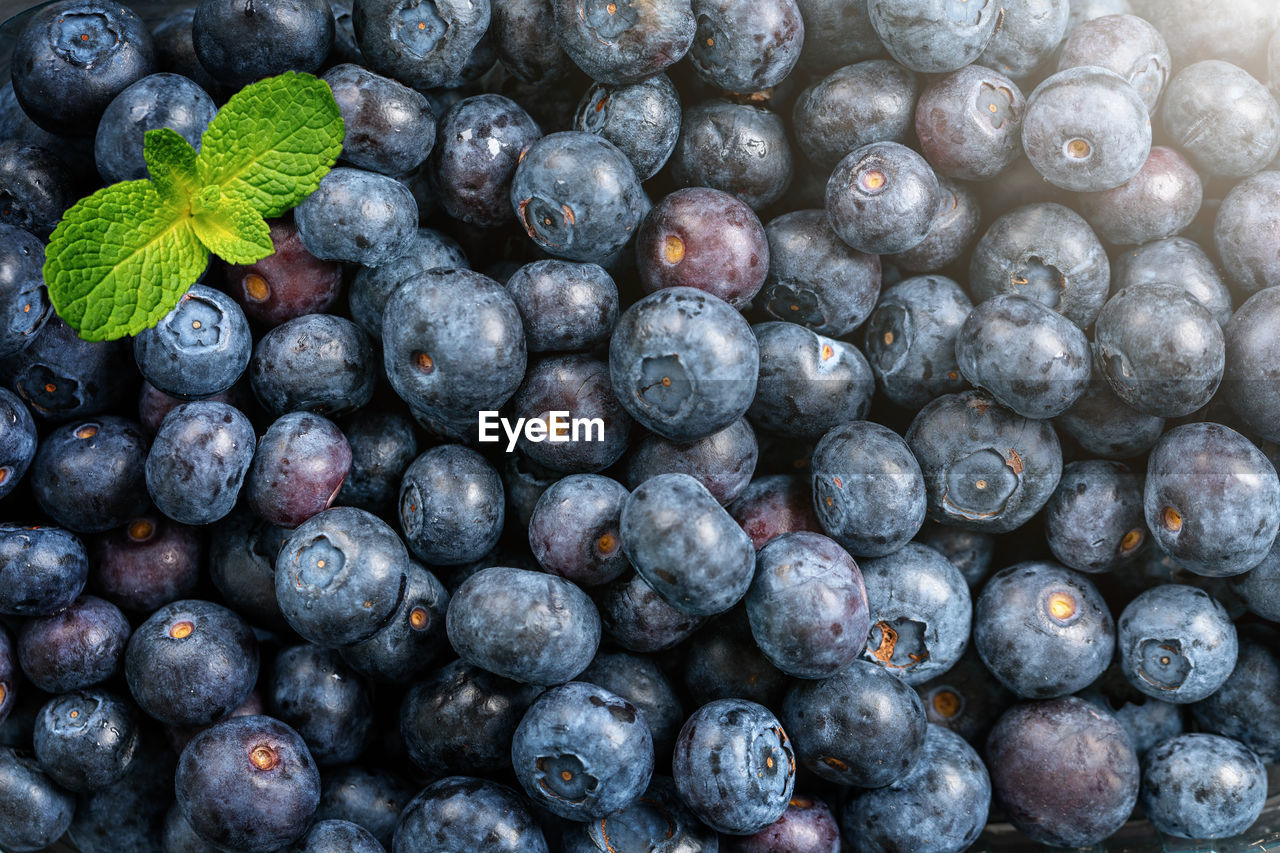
[250, 313, 375, 418]
[176, 715, 321, 853]
[688, 0, 803, 91]
[956, 293, 1090, 420]
[15, 595, 128, 693]
[894, 176, 982, 273]
[794, 60, 918, 169]
[0, 626, 12, 726]
[1117, 584, 1237, 705]
[610, 287, 759, 443]
[208, 507, 289, 629]
[842, 725, 990, 853]
[811, 420, 926, 558]
[562, 777, 716, 853]
[392, 776, 548, 853]
[299, 819, 385, 853]
[1215, 170, 1280, 295]
[294, 167, 417, 267]
[762, 209, 881, 338]
[1093, 282, 1224, 418]
[626, 417, 757, 507]
[511, 132, 646, 264]
[93, 72, 216, 183]
[1111, 237, 1232, 327]
[314, 766, 412, 848]
[1078, 146, 1203, 246]
[746, 531, 870, 679]
[860, 542, 971, 685]
[1056, 13, 1169, 114]
[782, 658, 926, 786]
[683, 607, 788, 709]
[670, 99, 794, 210]
[322, 63, 434, 176]
[352, 0, 488, 90]
[348, 229, 468, 339]
[340, 561, 449, 683]
[193, 0, 332, 89]
[550, 0, 694, 85]
[1021, 66, 1151, 192]
[511, 355, 632, 473]
[2, 316, 133, 422]
[620, 473, 756, 616]
[1232, 538, 1280, 622]
[794, 0, 881, 71]
[0, 523, 86, 617]
[1140, 733, 1266, 840]
[986, 696, 1139, 848]
[674, 698, 795, 835]
[919, 523, 995, 590]
[1162, 60, 1280, 179]
[145, 401, 255, 526]
[489, 0, 571, 87]
[399, 445, 503, 566]
[33, 688, 138, 792]
[432, 94, 541, 228]
[528, 474, 631, 587]
[580, 651, 684, 757]
[0, 224, 50, 359]
[1046, 460, 1146, 574]
[915, 65, 1025, 182]
[915, 647, 1013, 746]
[124, 599, 259, 727]
[974, 561, 1114, 698]
[863, 274, 970, 410]
[32, 415, 149, 534]
[243, 407, 350, 528]
[335, 411, 419, 516]
[68, 737, 174, 853]
[381, 268, 526, 436]
[867, 0, 1000, 72]
[447, 565, 601, 685]
[275, 507, 409, 648]
[574, 75, 680, 181]
[1145, 422, 1280, 577]
[1077, 675, 1185, 760]
[0, 746, 75, 852]
[11, 0, 155, 137]
[748, 322, 874, 439]
[134, 284, 250, 400]
[507, 260, 618, 354]
[0, 142, 77, 242]
[269, 644, 372, 766]
[512, 681, 654, 820]
[968, 202, 1110, 330]
[401, 659, 542, 777]
[978, 0, 1069, 80]
[826, 141, 940, 255]
[1192, 626, 1280, 762]
[597, 571, 705, 653]
[1054, 371, 1165, 460]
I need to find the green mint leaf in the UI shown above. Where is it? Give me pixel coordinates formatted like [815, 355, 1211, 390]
[44, 180, 209, 342]
[190, 186, 274, 265]
[196, 71, 344, 219]
[143, 128, 199, 206]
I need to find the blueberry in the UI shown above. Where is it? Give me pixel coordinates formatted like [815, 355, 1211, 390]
[570, 776, 717, 853]
[125, 599, 259, 728]
[1021, 66, 1151, 192]
[209, 506, 290, 628]
[506, 260, 619, 354]
[1092, 282, 1224, 418]
[975, 561, 1114, 698]
[826, 140, 940, 255]
[1140, 733, 1266, 840]
[0, 627, 12, 727]
[348, 228, 467, 338]
[3, 316, 134, 422]
[0, 224, 50, 358]
[893, 176, 982, 273]
[0, 523, 88, 616]
[33, 688, 138, 792]
[399, 444, 504, 565]
[340, 560, 450, 683]
[134, 283, 251, 399]
[11, 0, 155, 136]
[914, 646, 1013, 745]
[1054, 370, 1166, 460]
[250, 313, 375, 417]
[1144, 422, 1280, 577]
[746, 531, 870, 678]
[161, 804, 224, 853]
[0, 747, 76, 852]
[862, 274, 970, 410]
[841, 725, 990, 853]
[16, 595, 129, 693]
[93, 72, 217, 183]
[670, 99, 793, 210]
[490, 0, 572, 86]
[986, 696, 1139, 848]
[730, 795, 840, 853]
[1057, 13, 1170, 113]
[1111, 236, 1231, 327]
[761, 210, 881, 337]
[597, 571, 706, 653]
[529, 474, 630, 587]
[914, 64, 1025, 181]
[627, 418, 757, 506]
[1214, 169, 1280, 295]
[579, 651, 684, 758]
[866, 0, 1000, 72]
[323, 63, 435, 176]
[146, 401, 256, 526]
[1117, 584, 1237, 704]
[1232, 538, 1280, 622]
[90, 514, 202, 612]
[68, 738, 173, 853]
[431, 94, 542, 228]
[687, 0, 804, 91]
[782, 659, 926, 786]
[729, 473, 822, 550]
[0, 142, 77, 240]
[1045, 460, 1146, 573]
[1191, 627, 1280, 762]
[151, 8, 223, 95]
[511, 131, 646, 264]
[299, 820, 386, 853]
[968, 202, 1110, 330]
[1077, 146, 1203, 246]
[275, 507, 410, 647]
[447, 565, 601, 685]
[977, 0, 1069, 80]
[750, 323, 872, 438]
[551, 0, 695, 85]
[269, 644, 373, 765]
[392, 777, 548, 853]
[794, 0, 882, 72]
[794, 59, 917, 169]
[1076, 669, 1185, 760]
[315, 766, 413, 848]
[294, 166, 418, 266]
[176, 715, 321, 852]
[194, 0, 333, 88]
[246, 411, 352, 528]
[574, 74, 680, 181]
[510, 355, 632, 473]
[335, 411, 419, 516]
[861, 542, 971, 684]
[918, 523, 995, 589]
[224, 217, 345, 328]
[1162, 60, 1280, 178]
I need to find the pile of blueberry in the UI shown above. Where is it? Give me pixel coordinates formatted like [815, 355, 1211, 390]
[1, 0, 1280, 849]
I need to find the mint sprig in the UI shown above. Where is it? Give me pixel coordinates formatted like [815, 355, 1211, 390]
[43, 72, 344, 342]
